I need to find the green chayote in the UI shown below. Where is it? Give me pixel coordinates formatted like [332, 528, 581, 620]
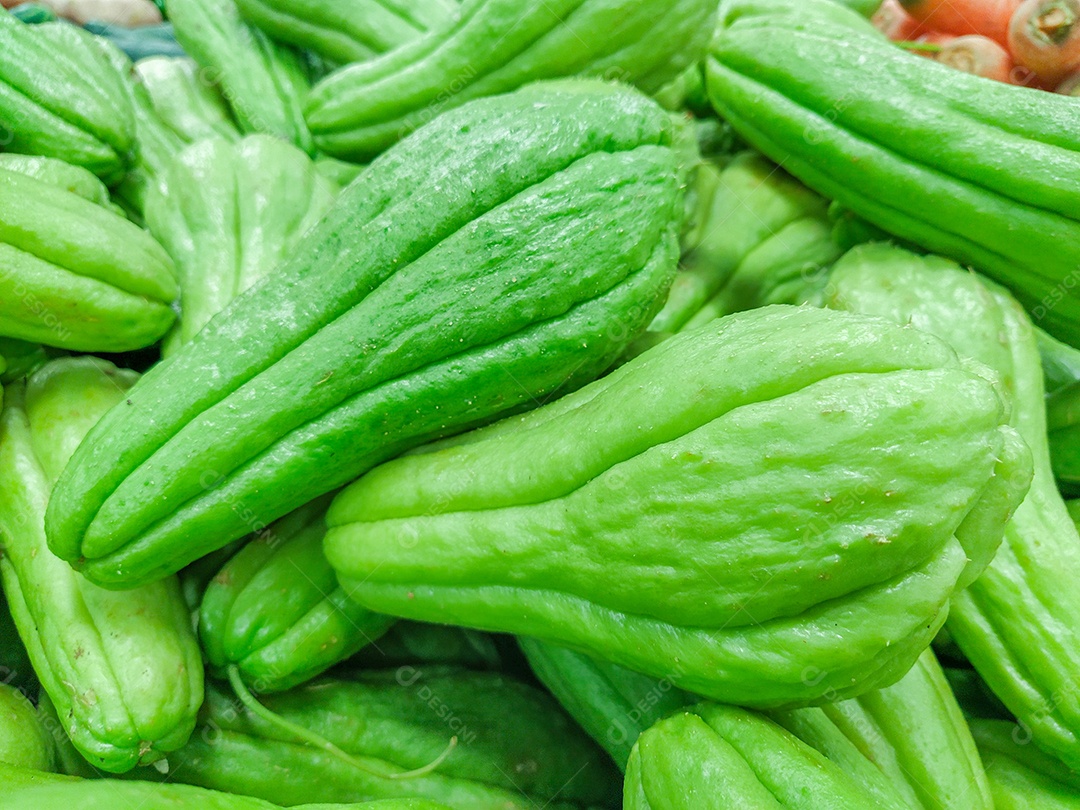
[971, 720, 1080, 809]
[0, 682, 54, 771]
[324, 304, 1031, 705]
[134, 56, 241, 145]
[0, 358, 203, 772]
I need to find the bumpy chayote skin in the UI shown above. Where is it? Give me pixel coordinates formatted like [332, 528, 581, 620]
[165, 669, 620, 808]
[147, 135, 338, 353]
[0, 762, 453, 810]
[624, 702, 909, 809]
[46, 80, 684, 588]
[0, 164, 177, 352]
[0, 358, 203, 772]
[706, 0, 1080, 345]
[971, 720, 1080, 809]
[200, 496, 396, 692]
[324, 304, 1031, 706]
[0, 12, 135, 182]
[305, 0, 716, 160]
[166, 0, 313, 152]
[235, 0, 457, 65]
[821, 244, 1080, 771]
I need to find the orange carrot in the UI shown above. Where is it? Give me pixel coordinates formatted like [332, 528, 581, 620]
[936, 34, 1016, 80]
[1009, 0, 1080, 84]
[874, 0, 924, 40]
[901, 0, 1023, 45]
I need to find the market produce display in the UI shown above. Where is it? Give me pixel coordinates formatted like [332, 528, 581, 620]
[1, 0, 1080, 805]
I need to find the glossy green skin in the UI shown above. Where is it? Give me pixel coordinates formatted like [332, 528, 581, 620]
[624, 702, 906, 809]
[167, 670, 619, 808]
[0, 154, 113, 207]
[822, 244, 1080, 770]
[0, 13, 135, 183]
[305, 0, 716, 160]
[1047, 380, 1080, 490]
[773, 649, 992, 810]
[235, 0, 456, 65]
[46, 81, 682, 588]
[1038, 328, 1080, 396]
[706, 0, 1080, 345]
[147, 135, 337, 354]
[0, 166, 177, 351]
[166, 0, 313, 152]
[0, 682, 54, 771]
[325, 304, 1029, 705]
[201, 496, 396, 692]
[649, 151, 829, 336]
[135, 56, 241, 145]
[518, 638, 690, 770]
[0, 359, 203, 772]
[0, 763, 451, 809]
[972, 720, 1080, 809]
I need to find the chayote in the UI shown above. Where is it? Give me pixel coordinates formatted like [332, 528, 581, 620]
[0, 12, 135, 183]
[1047, 379, 1080, 492]
[0, 682, 55, 771]
[200, 496, 396, 693]
[146, 134, 338, 353]
[820, 243, 1080, 770]
[0, 358, 203, 772]
[166, 0, 313, 152]
[234, 0, 457, 65]
[323, 304, 1031, 705]
[347, 622, 503, 673]
[0, 153, 113, 208]
[46, 80, 684, 588]
[624, 702, 909, 809]
[304, 0, 716, 160]
[165, 669, 620, 808]
[0, 165, 177, 351]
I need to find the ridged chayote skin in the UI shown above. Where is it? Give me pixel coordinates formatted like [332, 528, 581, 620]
[624, 702, 909, 809]
[0, 358, 203, 772]
[821, 244, 1080, 771]
[46, 80, 684, 588]
[165, 669, 620, 808]
[305, 0, 717, 160]
[200, 496, 397, 692]
[134, 56, 242, 146]
[146, 134, 338, 354]
[235, 0, 458, 65]
[0, 682, 55, 772]
[0, 165, 177, 352]
[0, 762, 452, 810]
[0, 12, 135, 183]
[324, 304, 1032, 706]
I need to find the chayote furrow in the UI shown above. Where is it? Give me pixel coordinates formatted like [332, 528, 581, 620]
[199, 496, 396, 692]
[235, 0, 458, 65]
[820, 244, 1080, 771]
[45, 80, 684, 588]
[0, 163, 178, 352]
[0, 358, 203, 773]
[165, 669, 619, 808]
[304, 0, 716, 160]
[146, 134, 337, 353]
[134, 56, 242, 146]
[0, 12, 135, 183]
[324, 304, 1031, 705]
[970, 719, 1080, 808]
[706, 0, 1080, 345]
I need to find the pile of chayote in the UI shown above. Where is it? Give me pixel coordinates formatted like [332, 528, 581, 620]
[1, 0, 1079, 807]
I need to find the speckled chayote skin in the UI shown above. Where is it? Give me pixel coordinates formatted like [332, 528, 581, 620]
[324, 304, 1032, 706]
